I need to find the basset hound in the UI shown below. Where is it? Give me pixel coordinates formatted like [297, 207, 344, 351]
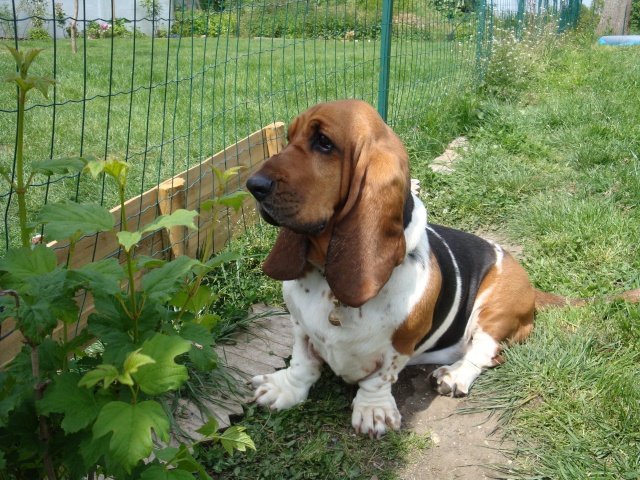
[245, 99, 640, 438]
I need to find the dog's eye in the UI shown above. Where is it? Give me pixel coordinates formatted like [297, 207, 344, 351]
[316, 134, 333, 153]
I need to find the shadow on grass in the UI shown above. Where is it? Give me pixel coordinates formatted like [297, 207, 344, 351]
[194, 365, 433, 479]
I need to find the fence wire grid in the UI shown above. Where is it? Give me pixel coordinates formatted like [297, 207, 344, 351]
[1, 0, 581, 256]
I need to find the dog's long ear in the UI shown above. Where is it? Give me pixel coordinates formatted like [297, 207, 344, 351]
[262, 228, 309, 280]
[325, 134, 409, 308]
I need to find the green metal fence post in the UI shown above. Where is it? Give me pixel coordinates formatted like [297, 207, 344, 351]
[377, 0, 393, 123]
[517, 0, 526, 39]
[475, 0, 487, 82]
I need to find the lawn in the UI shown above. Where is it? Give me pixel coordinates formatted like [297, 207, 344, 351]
[0, 34, 476, 252]
[200, 33, 640, 479]
[2, 10, 637, 479]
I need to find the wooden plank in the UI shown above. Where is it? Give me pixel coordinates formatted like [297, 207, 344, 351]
[0, 123, 286, 368]
[224, 345, 287, 370]
[158, 178, 187, 259]
[172, 305, 295, 435]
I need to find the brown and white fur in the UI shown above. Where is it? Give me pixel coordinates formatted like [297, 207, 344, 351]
[245, 99, 640, 438]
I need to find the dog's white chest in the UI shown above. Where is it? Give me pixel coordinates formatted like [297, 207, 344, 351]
[283, 265, 422, 383]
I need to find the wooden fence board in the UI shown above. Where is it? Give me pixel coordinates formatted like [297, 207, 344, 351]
[0, 123, 285, 367]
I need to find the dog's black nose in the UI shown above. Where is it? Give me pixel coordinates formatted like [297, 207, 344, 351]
[246, 174, 275, 201]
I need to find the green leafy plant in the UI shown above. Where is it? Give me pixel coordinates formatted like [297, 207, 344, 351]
[19, 0, 51, 39]
[140, 0, 164, 37]
[1, 45, 59, 247]
[0, 46, 254, 479]
[86, 18, 133, 39]
[481, 18, 564, 100]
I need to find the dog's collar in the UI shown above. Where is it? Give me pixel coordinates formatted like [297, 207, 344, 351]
[328, 297, 347, 326]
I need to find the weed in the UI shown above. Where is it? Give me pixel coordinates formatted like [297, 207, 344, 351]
[482, 19, 565, 100]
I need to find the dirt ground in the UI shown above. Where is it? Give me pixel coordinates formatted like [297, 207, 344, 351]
[392, 364, 512, 479]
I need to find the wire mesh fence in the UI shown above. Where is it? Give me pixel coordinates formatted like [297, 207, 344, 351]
[0, 0, 582, 253]
[0, 0, 580, 360]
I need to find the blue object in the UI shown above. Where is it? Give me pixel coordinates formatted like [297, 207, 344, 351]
[598, 35, 640, 46]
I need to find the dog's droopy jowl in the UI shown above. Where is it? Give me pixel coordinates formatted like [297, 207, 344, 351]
[245, 99, 640, 438]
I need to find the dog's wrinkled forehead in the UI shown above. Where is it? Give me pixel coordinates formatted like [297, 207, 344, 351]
[288, 99, 385, 144]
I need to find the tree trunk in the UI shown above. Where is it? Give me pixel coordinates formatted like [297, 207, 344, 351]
[70, 0, 78, 53]
[596, 0, 632, 35]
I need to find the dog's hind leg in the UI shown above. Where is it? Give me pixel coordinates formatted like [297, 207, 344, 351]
[431, 252, 536, 397]
[429, 329, 502, 397]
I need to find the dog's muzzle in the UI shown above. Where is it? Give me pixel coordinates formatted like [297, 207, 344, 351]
[246, 173, 275, 202]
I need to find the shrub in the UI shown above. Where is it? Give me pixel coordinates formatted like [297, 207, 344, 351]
[171, 10, 237, 37]
[240, 3, 381, 40]
[86, 18, 133, 39]
[27, 26, 51, 40]
[0, 45, 254, 479]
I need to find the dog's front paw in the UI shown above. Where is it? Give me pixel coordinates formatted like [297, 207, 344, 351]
[351, 390, 401, 439]
[250, 369, 311, 411]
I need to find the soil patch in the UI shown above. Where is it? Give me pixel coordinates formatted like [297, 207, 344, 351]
[392, 365, 512, 479]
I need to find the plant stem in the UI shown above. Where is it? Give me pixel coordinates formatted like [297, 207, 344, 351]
[8, 288, 55, 479]
[31, 344, 56, 480]
[119, 183, 140, 341]
[16, 88, 30, 248]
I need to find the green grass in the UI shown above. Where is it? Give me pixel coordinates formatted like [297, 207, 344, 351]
[2, 8, 630, 478]
[200, 34, 640, 479]
[0, 32, 478, 252]
[195, 366, 433, 480]
[423, 40, 640, 478]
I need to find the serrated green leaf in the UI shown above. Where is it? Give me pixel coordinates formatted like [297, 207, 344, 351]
[153, 446, 180, 463]
[0, 245, 56, 279]
[20, 299, 63, 340]
[141, 209, 199, 234]
[200, 190, 250, 213]
[134, 334, 190, 395]
[142, 256, 201, 303]
[84, 159, 107, 179]
[0, 372, 22, 428]
[30, 157, 88, 176]
[68, 258, 126, 296]
[212, 165, 245, 190]
[170, 284, 215, 313]
[57, 330, 94, 362]
[20, 268, 79, 340]
[187, 345, 218, 373]
[31, 75, 55, 99]
[197, 313, 221, 330]
[117, 230, 142, 253]
[93, 400, 170, 473]
[204, 250, 242, 270]
[87, 310, 137, 365]
[37, 372, 101, 433]
[78, 364, 120, 390]
[4, 44, 22, 69]
[3, 72, 32, 88]
[140, 466, 196, 480]
[219, 426, 255, 455]
[135, 255, 167, 269]
[21, 48, 44, 74]
[194, 417, 219, 438]
[32, 202, 115, 242]
[123, 349, 156, 373]
[85, 158, 130, 185]
[171, 444, 212, 480]
[181, 322, 218, 372]
[217, 190, 250, 212]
